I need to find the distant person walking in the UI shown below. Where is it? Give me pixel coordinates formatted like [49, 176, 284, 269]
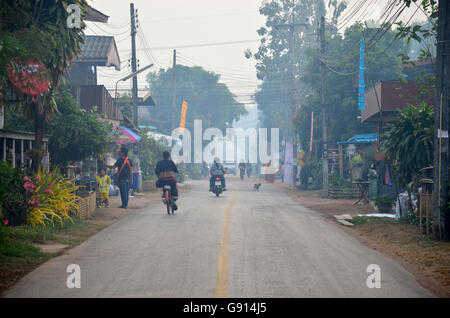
[246, 161, 251, 179]
[239, 159, 246, 180]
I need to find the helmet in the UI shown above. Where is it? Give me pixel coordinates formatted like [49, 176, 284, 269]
[214, 157, 221, 164]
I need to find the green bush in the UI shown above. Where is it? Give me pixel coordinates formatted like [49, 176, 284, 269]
[299, 159, 322, 190]
[0, 161, 32, 226]
[186, 165, 203, 180]
[374, 195, 394, 213]
[0, 225, 5, 245]
[176, 165, 186, 183]
[299, 163, 310, 189]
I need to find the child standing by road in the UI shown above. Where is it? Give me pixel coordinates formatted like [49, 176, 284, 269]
[96, 169, 111, 208]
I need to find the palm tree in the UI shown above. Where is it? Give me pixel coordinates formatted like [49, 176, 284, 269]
[1, 0, 87, 170]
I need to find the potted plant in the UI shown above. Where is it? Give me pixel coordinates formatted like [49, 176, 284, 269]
[374, 195, 394, 213]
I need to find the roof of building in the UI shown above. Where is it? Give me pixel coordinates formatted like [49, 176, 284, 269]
[361, 81, 435, 123]
[337, 134, 378, 145]
[74, 36, 120, 70]
[84, 6, 109, 23]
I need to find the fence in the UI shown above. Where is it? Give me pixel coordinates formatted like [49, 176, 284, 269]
[76, 192, 96, 220]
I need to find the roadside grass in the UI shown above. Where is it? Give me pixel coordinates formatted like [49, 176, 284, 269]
[349, 216, 450, 296]
[350, 216, 395, 226]
[0, 190, 167, 296]
[0, 218, 99, 295]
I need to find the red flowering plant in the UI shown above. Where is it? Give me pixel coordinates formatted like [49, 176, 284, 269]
[25, 168, 81, 227]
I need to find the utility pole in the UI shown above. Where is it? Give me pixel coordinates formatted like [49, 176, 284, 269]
[171, 49, 177, 133]
[433, 0, 450, 240]
[320, 16, 329, 198]
[273, 0, 308, 186]
[130, 3, 138, 130]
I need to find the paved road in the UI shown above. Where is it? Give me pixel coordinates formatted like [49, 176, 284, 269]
[5, 177, 432, 297]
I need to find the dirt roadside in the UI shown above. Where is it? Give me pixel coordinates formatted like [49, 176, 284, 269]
[280, 183, 450, 298]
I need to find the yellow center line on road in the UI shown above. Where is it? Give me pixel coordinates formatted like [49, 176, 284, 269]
[214, 189, 239, 298]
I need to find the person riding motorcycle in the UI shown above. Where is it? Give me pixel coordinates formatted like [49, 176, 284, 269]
[209, 157, 226, 192]
[155, 151, 179, 210]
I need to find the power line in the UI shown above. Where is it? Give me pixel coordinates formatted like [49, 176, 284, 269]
[120, 39, 260, 52]
[88, 22, 131, 36]
[321, 2, 407, 68]
[139, 10, 256, 24]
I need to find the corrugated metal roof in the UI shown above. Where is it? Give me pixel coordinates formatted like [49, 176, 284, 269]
[80, 36, 113, 59]
[74, 36, 120, 70]
[337, 134, 378, 145]
[84, 6, 109, 23]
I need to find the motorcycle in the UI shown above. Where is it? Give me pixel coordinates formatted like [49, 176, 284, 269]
[162, 185, 175, 215]
[213, 177, 223, 197]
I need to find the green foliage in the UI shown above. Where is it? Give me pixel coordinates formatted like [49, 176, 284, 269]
[47, 87, 111, 166]
[329, 172, 350, 188]
[0, 0, 88, 170]
[26, 168, 80, 227]
[146, 65, 247, 135]
[116, 93, 133, 127]
[138, 130, 171, 180]
[406, 209, 420, 226]
[381, 103, 434, 189]
[253, 0, 328, 137]
[0, 225, 4, 245]
[0, 161, 32, 226]
[374, 195, 395, 213]
[4, 86, 112, 167]
[299, 159, 322, 190]
[176, 165, 186, 183]
[297, 23, 408, 151]
[0, 34, 25, 102]
[0, 235, 46, 259]
[185, 165, 203, 180]
[351, 215, 395, 226]
[351, 154, 363, 166]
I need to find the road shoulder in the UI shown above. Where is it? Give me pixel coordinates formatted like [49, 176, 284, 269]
[279, 183, 450, 298]
[0, 183, 193, 296]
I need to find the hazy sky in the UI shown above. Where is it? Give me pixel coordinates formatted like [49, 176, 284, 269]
[87, 0, 428, 108]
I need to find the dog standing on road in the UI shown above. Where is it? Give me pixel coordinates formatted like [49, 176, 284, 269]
[253, 183, 262, 191]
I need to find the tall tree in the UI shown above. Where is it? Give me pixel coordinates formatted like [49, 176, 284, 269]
[295, 22, 409, 153]
[0, 0, 87, 170]
[47, 87, 111, 167]
[251, 0, 346, 138]
[146, 65, 247, 135]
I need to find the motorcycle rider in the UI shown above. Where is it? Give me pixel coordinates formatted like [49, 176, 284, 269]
[209, 157, 226, 192]
[155, 151, 179, 210]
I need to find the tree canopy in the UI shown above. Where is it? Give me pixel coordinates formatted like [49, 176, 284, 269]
[0, 0, 88, 170]
[251, 0, 410, 154]
[47, 87, 111, 166]
[146, 65, 247, 135]
[4, 86, 111, 167]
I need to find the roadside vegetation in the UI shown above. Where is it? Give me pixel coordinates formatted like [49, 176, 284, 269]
[349, 216, 450, 297]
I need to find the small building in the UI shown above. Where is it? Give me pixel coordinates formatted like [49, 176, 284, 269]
[0, 129, 49, 169]
[359, 59, 435, 199]
[69, 35, 123, 125]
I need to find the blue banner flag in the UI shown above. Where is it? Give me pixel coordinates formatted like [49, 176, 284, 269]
[358, 35, 365, 110]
